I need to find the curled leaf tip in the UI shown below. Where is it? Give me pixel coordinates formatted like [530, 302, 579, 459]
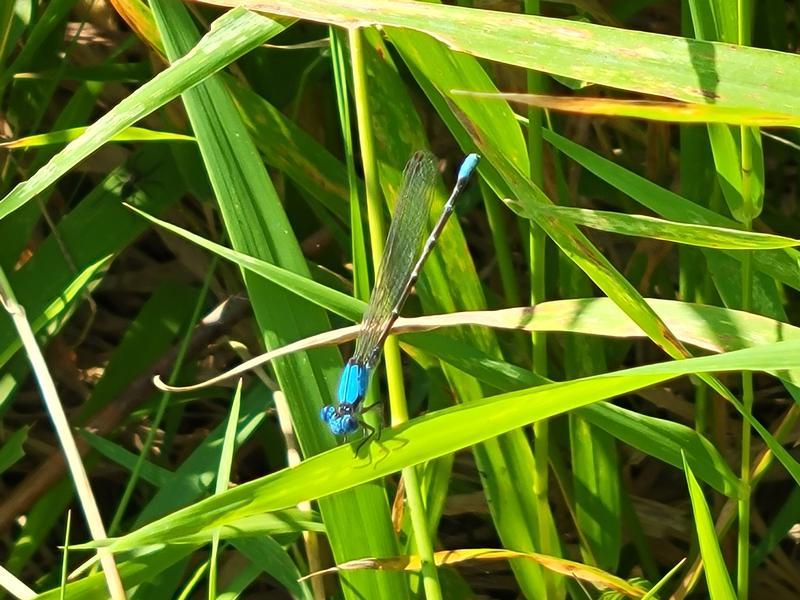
[152, 375, 170, 391]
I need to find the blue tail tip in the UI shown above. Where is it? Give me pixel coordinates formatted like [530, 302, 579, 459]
[457, 153, 480, 183]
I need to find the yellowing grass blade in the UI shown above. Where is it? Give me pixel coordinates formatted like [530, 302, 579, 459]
[107, 0, 165, 54]
[455, 91, 800, 127]
[153, 297, 800, 393]
[301, 548, 649, 598]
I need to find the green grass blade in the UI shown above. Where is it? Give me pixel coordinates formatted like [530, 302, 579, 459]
[543, 129, 800, 293]
[150, 1, 407, 597]
[682, 455, 736, 599]
[134, 387, 268, 527]
[103, 338, 800, 553]
[581, 404, 742, 499]
[227, 77, 350, 216]
[531, 204, 799, 249]
[0, 126, 194, 148]
[0, 8, 283, 222]
[372, 22, 551, 597]
[0, 426, 27, 475]
[125, 205, 363, 322]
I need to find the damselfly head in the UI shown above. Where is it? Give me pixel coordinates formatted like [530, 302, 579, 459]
[320, 403, 359, 436]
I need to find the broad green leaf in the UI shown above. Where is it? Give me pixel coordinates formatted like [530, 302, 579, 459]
[37, 516, 318, 600]
[233, 536, 315, 600]
[580, 404, 742, 499]
[405, 321, 742, 499]
[227, 76, 350, 217]
[226, 0, 800, 114]
[134, 386, 268, 527]
[101, 338, 800, 553]
[36, 547, 196, 600]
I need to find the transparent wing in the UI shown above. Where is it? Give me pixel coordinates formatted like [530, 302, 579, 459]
[353, 150, 437, 366]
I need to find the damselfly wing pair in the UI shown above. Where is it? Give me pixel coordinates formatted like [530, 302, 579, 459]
[320, 151, 480, 442]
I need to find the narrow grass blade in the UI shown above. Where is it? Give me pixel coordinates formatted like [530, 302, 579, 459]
[305, 548, 648, 598]
[682, 455, 736, 600]
[0, 126, 194, 148]
[0, 8, 283, 222]
[527, 204, 800, 249]
[457, 92, 799, 126]
[542, 129, 800, 293]
[150, 1, 406, 597]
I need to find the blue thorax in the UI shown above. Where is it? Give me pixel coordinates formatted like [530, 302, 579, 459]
[337, 358, 370, 406]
